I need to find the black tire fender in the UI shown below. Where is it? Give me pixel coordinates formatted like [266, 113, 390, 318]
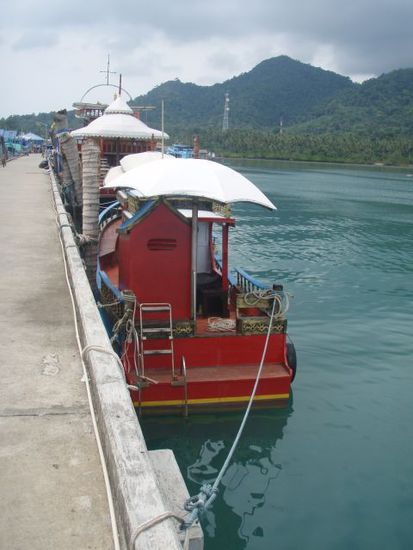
[286, 342, 297, 382]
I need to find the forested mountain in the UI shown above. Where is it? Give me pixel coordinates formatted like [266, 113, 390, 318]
[290, 68, 413, 137]
[2, 56, 413, 164]
[133, 56, 355, 130]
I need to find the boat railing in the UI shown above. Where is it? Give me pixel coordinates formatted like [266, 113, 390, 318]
[234, 267, 268, 293]
[99, 200, 120, 229]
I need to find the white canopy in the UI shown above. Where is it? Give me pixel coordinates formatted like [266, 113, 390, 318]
[71, 96, 168, 140]
[104, 165, 124, 185]
[104, 151, 175, 185]
[104, 158, 276, 210]
[120, 151, 175, 172]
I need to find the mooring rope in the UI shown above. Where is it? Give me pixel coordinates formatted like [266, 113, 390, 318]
[182, 295, 278, 530]
[129, 511, 189, 550]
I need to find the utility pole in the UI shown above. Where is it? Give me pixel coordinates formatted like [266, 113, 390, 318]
[222, 92, 230, 131]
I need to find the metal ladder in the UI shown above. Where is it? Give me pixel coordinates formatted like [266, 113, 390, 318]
[139, 303, 175, 379]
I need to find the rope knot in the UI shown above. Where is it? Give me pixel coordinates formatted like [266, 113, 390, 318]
[182, 483, 217, 529]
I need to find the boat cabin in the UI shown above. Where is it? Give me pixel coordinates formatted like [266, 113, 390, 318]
[100, 194, 234, 326]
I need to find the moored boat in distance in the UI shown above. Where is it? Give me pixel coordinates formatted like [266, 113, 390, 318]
[166, 143, 194, 158]
[97, 156, 296, 415]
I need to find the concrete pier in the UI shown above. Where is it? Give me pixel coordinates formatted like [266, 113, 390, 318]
[0, 154, 113, 548]
[0, 155, 202, 549]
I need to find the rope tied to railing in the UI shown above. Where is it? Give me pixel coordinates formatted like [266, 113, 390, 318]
[243, 288, 291, 318]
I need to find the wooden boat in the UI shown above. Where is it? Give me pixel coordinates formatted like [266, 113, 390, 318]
[97, 156, 296, 415]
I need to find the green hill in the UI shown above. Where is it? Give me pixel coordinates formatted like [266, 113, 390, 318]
[134, 56, 355, 130]
[290, 68, 413, 137]
[2, 56, 413, 164]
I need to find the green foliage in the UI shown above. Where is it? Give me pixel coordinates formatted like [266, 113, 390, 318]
[134, 56, 354, 130]
[0, 110, 80, 135]
[2, 56, 413, 165]
[291, 69, 413, 137]
[191, 129, 413, 166]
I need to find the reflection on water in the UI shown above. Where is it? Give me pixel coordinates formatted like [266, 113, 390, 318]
[220, 445, 283, 543]
[142, 405, 292, 549]
[141, 161, 413, 550]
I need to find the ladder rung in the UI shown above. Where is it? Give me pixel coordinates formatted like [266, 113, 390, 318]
[141, 306, 171, 312]
[143, 349, 173, 356]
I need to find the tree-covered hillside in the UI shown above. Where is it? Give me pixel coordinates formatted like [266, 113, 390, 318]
[290, 69, 413, 137]
[0, 110, 80, 135]
[2, 56, 413, 165]
[134, 56, 355, 130]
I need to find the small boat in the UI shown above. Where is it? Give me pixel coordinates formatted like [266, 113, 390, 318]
[97, 156, 296, 415]
[166, 143, 194, 158]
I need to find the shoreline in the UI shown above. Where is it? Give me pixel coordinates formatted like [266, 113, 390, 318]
[217, 155, 413, 171]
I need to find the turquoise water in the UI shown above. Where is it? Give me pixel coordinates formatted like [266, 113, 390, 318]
[142, 161, 413, 549]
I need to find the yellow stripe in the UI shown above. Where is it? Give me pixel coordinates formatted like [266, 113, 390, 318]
[133, 393, 290, 408]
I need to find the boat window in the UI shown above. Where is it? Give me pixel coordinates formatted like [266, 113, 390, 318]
[147, 238, 177, 251]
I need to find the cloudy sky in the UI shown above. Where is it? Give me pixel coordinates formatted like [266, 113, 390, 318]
[1, 0, 412, 118]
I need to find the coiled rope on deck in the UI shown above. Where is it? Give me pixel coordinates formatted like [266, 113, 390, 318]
[243, 288, 291, 318]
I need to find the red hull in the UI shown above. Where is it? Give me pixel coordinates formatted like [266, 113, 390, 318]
[124, 332, 292, 414]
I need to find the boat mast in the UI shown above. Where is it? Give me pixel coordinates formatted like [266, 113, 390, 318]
[191, 201, 198, 322]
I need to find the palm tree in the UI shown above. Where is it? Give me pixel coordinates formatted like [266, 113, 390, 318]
[53, 110, 82, 210]
[81, 138, 100, 290]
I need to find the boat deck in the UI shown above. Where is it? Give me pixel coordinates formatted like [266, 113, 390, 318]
[142, 362, 289, 383]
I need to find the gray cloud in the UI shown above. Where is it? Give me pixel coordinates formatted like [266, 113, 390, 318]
[13, 31, 59, 51]
[1, 0, 412, 117]
[3, 0, 413, 72]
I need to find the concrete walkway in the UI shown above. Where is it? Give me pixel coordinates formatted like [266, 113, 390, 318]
[0, 155, 113, 549]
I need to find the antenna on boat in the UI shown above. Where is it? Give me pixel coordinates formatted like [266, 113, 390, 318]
[118, 74, 122, 96]
[100, 53, 117, 85]
[161, 100, 165, 158]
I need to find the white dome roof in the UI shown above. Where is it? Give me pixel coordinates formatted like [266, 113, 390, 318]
[71, 96, 168, 141]
[104, 96, 134, 115]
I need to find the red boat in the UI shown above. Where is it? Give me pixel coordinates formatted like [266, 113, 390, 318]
[97, 156, 296, 415]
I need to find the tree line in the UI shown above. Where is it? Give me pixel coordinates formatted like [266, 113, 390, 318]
[171, 128, 413, 166]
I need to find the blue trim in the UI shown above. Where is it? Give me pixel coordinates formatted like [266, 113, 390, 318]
[99, 200, 120, 225]
[235, 267, 268, 290]
[227, 271, 237, 287]
[96, 257, 102, 290]
[99, 270, 124, 302]
[118, 200, 156, 234]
